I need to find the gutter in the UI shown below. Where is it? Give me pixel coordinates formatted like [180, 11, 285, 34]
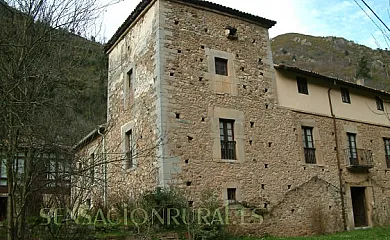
[327, 88, 347, 230]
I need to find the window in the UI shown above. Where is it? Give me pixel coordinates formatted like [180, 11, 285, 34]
[219, 119, 236, 160]
[127, 69, 134, 104]
[302, 127, 316, 164]
[376, 96, 384, 111]
[0, 159, 6, 186]
[125, 130, 133, 169]
[347, 133, 358, 165]
[215, 57, 228, 75]
[384, 138, 390, 168]
[297, 77, 308, 94]
[341, 87, 351, 103]
[45, 154, 70, 187]
[47, 159, 56, 187]
[90, 153, 95, 184]
[227, 188, 236, 203]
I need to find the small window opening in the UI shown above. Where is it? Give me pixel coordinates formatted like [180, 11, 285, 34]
[227, 188, 236, 203]
[288, 185, 291, 189]
[250, 121, 254, 128]
[201, 117, 205, 122]
[199, 77, 203, 81]
[187, 136, 193, 141]
[174, 20, 179, 25]
[175, 113, 180, 119]
[201, 45, 205, 49]
[341, 87, 351, 103]
[170, 72, 174, 76]
[185, 159, 189, 164]
[260, 72, 264, 76]
[376, 96, 384, 111]
[261, 184, 265, 189]
[268, 142, 272, 147]
[186, 181, 192, 186]
[215, 57, 228, 76]
[225, 26, 238, 39]
[178, 49, 182, 53]
[297, 76, 308, 94]
[264, 164, 268, 168]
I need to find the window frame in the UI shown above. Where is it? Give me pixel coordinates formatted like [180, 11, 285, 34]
[125, 129, 133, 169]
[302, 126, 316, 164]
[219, 119, 236, 160]
[347, 133, 358, 164]
[384, 138, 390, 168]
[90, 153, 95, 184]
[127, 68, 134, 103]
[341, 87, 351, 103]
[296, 76, 309, 95]
[227, 188, 237, 204]
[214, 57, 228, 76]
[0, 159, 6, 186]
[376, 96, 384, 111]
[45, 153, 70, 187]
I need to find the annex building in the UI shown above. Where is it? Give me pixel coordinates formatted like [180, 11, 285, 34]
[75, 0, 390, 236]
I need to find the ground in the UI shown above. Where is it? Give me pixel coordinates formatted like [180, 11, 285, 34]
[96, 226, 390, 240]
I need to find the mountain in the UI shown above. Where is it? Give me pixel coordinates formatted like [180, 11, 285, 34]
[0, 1, 107, 145]
[271, 33, 390, 91]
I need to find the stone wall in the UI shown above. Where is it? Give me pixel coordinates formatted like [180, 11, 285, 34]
[158, 0, 345, 236]
[104, 0, 160, 202]
[75, 0, 390, 236]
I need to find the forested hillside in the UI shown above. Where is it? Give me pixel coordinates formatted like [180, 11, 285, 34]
[0, 1, 107, 145]
[271, 33, 390, 91]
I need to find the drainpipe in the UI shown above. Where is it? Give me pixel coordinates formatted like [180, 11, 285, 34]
[97, 126, 107, 208]
[328, 88, 347, 230]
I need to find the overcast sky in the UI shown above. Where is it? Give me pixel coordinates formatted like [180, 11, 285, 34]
[100, 0, 390, 49]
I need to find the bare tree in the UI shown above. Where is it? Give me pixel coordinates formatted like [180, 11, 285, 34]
[0, 0, 114, 239]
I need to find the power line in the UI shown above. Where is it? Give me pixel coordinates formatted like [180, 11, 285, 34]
[352, 0, 390, 48]
[361, 0, 390, 33]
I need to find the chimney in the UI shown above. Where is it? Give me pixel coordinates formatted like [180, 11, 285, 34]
[356, 78, 365, 86]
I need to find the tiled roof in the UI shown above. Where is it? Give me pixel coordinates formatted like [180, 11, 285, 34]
[104, 0, 276, 53]
[275, 64, 390, 97]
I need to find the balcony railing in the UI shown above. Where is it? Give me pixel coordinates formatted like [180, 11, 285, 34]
[345, 149, 373, 171]
[386, 155, 390, 169]
[304, 148, 316, 164]
[221, 141, 236, 160]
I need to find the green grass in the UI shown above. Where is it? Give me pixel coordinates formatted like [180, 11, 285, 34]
[233, 226, 390, 240]
[95, 226, 390, 240]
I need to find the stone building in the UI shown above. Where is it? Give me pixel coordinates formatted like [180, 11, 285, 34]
[75, 0, 390, 236]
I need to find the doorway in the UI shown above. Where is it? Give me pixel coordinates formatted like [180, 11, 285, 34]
[351, 187, 367, 227]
